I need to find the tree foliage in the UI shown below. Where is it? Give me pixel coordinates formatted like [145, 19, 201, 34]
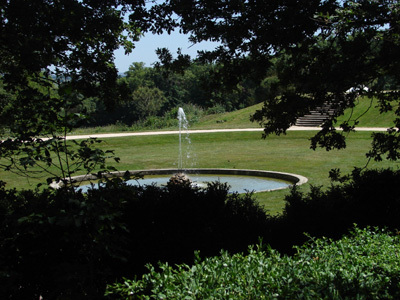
[0, 0, 147, 183]
[143, 0, 400, 160]
[131, 86, 167, 120]
[2, 0, 399, 183]
[1, 0, 145, 106]
[84, 61, 270, 128]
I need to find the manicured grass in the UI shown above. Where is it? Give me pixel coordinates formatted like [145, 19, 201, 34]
[2, 96, 397, 214]
[2, 130, 396, 215]
[335, 96, 397, 127]
[195, 96, 396, 129]
[190, 103, 264, 129]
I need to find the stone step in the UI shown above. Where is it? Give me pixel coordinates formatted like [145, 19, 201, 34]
[309, 110, 336, 115]
[295, 101, 339, 127]
[295, 119, 326, 126]
[296, 117, 328, 126]
[301, 114, 329, 119]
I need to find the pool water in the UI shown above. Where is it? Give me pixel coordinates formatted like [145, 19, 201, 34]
[79, 174, 291, 194]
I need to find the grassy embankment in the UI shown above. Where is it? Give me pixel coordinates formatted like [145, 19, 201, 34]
[0, 97, 398, 215]
[70, 96, 396, 134]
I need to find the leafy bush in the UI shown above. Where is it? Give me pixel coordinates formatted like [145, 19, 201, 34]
[206, 103, 226, 115]
[0, 181, 268, 299]
[119, 181, 269, 274]
[280, 168, 400, 249]
[0, 184, 129, 299]
[106, 227, 400, 299]
[3, 168, 400, 298]
[137, 115, 177, 129]
[125, 104, 204, 130]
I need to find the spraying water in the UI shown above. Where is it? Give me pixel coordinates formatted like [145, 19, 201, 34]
[177, 107, 188, 170]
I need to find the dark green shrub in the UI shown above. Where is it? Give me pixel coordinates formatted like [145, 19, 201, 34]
[4, 168, 400, 298]
[0, 181, 268, 298]
[281, 168, 400, 249]
[106, 227, 400, 300]
[119, 181, 269, 274]
[0, 185, 130, 299]
[206, 103, 226, 114]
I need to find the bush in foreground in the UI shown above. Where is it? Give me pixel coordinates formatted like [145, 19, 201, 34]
[2, 168, 400, 298]
[0, 181, 268, 299]
[280, 168, 400, 249]
[106, 227, 400, 299]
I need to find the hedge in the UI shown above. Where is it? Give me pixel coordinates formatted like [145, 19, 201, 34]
[106, 227, 400, 300]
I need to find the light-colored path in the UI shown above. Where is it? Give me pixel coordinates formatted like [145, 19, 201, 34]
[65, 126, 389, 140]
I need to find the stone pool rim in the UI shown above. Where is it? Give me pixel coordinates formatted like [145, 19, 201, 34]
[64, 168, 308, 193]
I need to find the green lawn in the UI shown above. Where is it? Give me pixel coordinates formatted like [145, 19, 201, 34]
[194, 96, 396, 129]
[190, 103, 264, 129]
[2, 96, 397, 215]
[2, 130, 397, 215]
[335, 96, 397, 127]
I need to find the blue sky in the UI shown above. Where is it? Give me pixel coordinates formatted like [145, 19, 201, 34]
[114, 30, 220, 73]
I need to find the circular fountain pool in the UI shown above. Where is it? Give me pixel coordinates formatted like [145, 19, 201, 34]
[74, 168, 308, 194]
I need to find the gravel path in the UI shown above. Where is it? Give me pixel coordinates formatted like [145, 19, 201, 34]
[65, 126, 389, 140]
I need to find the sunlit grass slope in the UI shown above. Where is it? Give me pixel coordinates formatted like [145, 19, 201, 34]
[191, 103, 264, 129]
[335, 96, 397, 128]
[193, 96, 396, 129]
[71, 96, 395, 135]
[196, 96, 396, 129]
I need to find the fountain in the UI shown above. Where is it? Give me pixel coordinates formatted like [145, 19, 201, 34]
[178, 107, 187, 171]
[71, 107, 308, 193]
[168, 107, 193, 186]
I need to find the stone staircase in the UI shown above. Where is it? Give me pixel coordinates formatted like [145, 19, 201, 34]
[295, 102, 337, 127]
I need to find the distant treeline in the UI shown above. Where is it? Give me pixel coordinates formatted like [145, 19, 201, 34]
[81, 62, 277, 127]
[1, 61, 399, 130]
